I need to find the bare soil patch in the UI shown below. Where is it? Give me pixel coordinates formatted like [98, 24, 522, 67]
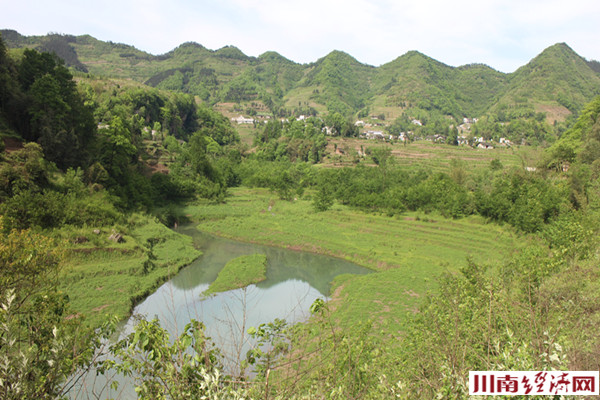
[92, 304, 110, 313]
[535, 103, 571, 124]
[3, 137, 23, 152]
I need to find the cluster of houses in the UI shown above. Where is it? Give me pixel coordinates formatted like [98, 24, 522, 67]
[362, 131, 393, 140]
[230, 112, 515, 149]
[468, 136, 513, 149]
[422, 135, 513, 149]
[358, 129, 513, 149]
[457, 117, 479, 134]
[231, 114, 312, 125]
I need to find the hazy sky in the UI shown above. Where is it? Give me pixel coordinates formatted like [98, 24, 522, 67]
[2, 0, 599, 72]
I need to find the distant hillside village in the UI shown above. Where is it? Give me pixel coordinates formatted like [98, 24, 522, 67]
[232, 113, 514, 149]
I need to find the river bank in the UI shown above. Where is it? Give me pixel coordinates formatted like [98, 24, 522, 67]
[59, 213, 202, 327]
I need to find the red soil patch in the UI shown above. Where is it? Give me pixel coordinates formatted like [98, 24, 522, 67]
[535, 104, 572, 124]
[146, 162, 170, 174]
[373, 299, 391, 313]
[92, 304, 110, 313]
[403, 289, 420, 298]
[327, 282, 348, 313]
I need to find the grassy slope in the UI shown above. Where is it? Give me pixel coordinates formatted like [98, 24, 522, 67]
[58, 215, 202, 327]
[186, 187, 526, 334]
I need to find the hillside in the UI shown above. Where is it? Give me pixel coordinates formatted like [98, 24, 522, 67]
[3, 29, 600, 123]
[492, 43, 600, 122]
[371, 51, 503, 119]
[284, 50, 375, 115]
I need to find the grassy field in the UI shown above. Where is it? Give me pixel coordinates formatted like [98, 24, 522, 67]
[57, 214, 202, 327]
[204, 253, 267, 295]
[186, 187, 529, 334]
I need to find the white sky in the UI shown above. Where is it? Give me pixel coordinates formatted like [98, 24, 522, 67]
[2, 0, 599, 73]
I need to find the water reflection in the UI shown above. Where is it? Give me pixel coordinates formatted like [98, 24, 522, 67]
[75, 225, 371, 398]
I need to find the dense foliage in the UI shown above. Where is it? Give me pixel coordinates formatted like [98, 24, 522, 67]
[252, 118, 329, 163]
[1, 37, 243, 229]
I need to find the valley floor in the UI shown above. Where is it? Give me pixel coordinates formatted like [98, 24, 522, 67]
[186, 187, 528, 333]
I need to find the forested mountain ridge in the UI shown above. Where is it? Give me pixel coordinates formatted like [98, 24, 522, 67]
[491, 43, 600, 119]
[3, 29, 600, 123]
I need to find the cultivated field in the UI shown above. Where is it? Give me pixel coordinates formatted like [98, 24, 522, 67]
[323, 138, 542, 172]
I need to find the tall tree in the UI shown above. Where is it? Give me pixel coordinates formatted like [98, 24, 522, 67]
[17, 49, 96, 168]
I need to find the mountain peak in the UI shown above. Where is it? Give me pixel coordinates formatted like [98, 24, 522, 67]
[215, 45, 249, 60]
[178, 41, 206, 51]
[258, 51, 295, 65]
[322, 49, 352, 59]
[528, 42, 583, 66]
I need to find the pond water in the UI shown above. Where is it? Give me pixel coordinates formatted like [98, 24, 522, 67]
[125, 225, 371, 371]
[74, 224, 370, 398]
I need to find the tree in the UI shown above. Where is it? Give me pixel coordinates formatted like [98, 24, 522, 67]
[104, 319, 246, 400]
[271, 169, 295, 200]
[313, 183, 334, 212]
[370, 147, 393, 190]
[447, 126, 459, 145]
[0, 218, 105, 399]
[98, 116, 136, 184]
[17, 48, 96, 169]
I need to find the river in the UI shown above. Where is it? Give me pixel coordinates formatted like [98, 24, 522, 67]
[73, 224, 371, 399]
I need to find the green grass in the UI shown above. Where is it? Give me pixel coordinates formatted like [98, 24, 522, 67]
[186, 187, 529, 335]
[188, 187, 520, 271]
[58, 214, 202, 327]
[204, 253, 267, 295]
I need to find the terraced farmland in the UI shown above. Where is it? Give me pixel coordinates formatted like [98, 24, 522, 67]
[323, 139, 542, 173]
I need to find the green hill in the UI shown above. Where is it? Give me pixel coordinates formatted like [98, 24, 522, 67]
[493, 43, 600, 122]
[3, 29, 600, 123]
[285, 50, 374, 115]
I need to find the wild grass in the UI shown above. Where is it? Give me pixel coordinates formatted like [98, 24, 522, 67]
[203, 253, 267, 295]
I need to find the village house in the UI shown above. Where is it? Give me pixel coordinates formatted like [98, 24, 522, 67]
[231, 115, 254, 124]
[425, 134, 446, 143]
[365, 130, 386, 140]
[323, 126, 335, 136]
[457, 122, 472, 133]
[457, 135, 469, 145]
